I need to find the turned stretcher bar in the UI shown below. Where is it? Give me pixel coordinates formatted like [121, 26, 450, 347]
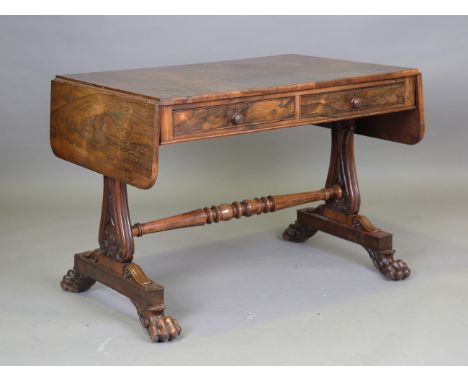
[131, 185, 342, 237]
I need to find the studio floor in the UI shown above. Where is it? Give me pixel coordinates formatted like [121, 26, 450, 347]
[1, 165, 467, 365]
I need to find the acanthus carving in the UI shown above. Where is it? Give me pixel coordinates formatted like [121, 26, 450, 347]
[60, 268, 96, 292]
[282, 221, 317, 243]
[99, 176, 134, 262]
[325, 120, 361, 215]
[100, 224, 121, 259]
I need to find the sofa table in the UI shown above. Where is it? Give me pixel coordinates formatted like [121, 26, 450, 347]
[50, 54, 425, 342]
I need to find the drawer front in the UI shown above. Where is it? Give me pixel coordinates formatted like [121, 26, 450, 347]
[301, 79, 410, 118]
[173, 96, 295, 136]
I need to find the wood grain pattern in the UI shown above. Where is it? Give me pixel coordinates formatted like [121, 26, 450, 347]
[50, 79, 159, 189]
[301, 78, 409, 118]
[159, 76, 419, 144]
[173, 96, 295, 136]
[58, 54, 419, 105]
[53, 56, 424, 154]
[355, 74, 424, 144]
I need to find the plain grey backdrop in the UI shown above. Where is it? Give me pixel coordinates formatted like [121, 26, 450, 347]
[1, 16, 467, 365]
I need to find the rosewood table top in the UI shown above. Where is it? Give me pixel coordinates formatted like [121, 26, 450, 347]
[58, 54, 416, 104]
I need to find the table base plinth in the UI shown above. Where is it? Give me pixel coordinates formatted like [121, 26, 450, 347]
[60, 251, 181, 342]
[283, 205, 411, 281]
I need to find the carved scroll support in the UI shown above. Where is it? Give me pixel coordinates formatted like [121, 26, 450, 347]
[325, 119, 360, 215]
[61, 176, 181, 342]
[131, 185, 342, 237]
[99, 176, 135, 263]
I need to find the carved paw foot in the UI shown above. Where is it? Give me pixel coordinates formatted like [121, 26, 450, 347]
[139, 310, 182, 342]
[282, 221, 317, 243]
[366, 248, 411, 281]
[60, 268, 96, 292]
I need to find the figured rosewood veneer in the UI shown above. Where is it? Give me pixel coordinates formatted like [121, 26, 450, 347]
[301, 78, 413, 118]
[51, 54, 425, 343]
[173, 96, 296, 137]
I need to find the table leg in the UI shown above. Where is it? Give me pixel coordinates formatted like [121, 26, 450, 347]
[60, 176, 181, 342]
[283, 119, 411, 281]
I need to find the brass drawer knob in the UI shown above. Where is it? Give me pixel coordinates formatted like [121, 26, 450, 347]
[231, 112, 244, 125]
[350, 96, 362, 109]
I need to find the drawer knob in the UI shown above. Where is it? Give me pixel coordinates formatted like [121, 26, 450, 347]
[350, 96, 362, 109]
[231, 112, 244, 125]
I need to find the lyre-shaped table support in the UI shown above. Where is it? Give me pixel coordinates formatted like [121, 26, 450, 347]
[283, 119, 411, 281]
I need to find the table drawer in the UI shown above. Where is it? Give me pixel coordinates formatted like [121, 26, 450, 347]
[173, 96, 295, 136]
[301, 79, 412, 118]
